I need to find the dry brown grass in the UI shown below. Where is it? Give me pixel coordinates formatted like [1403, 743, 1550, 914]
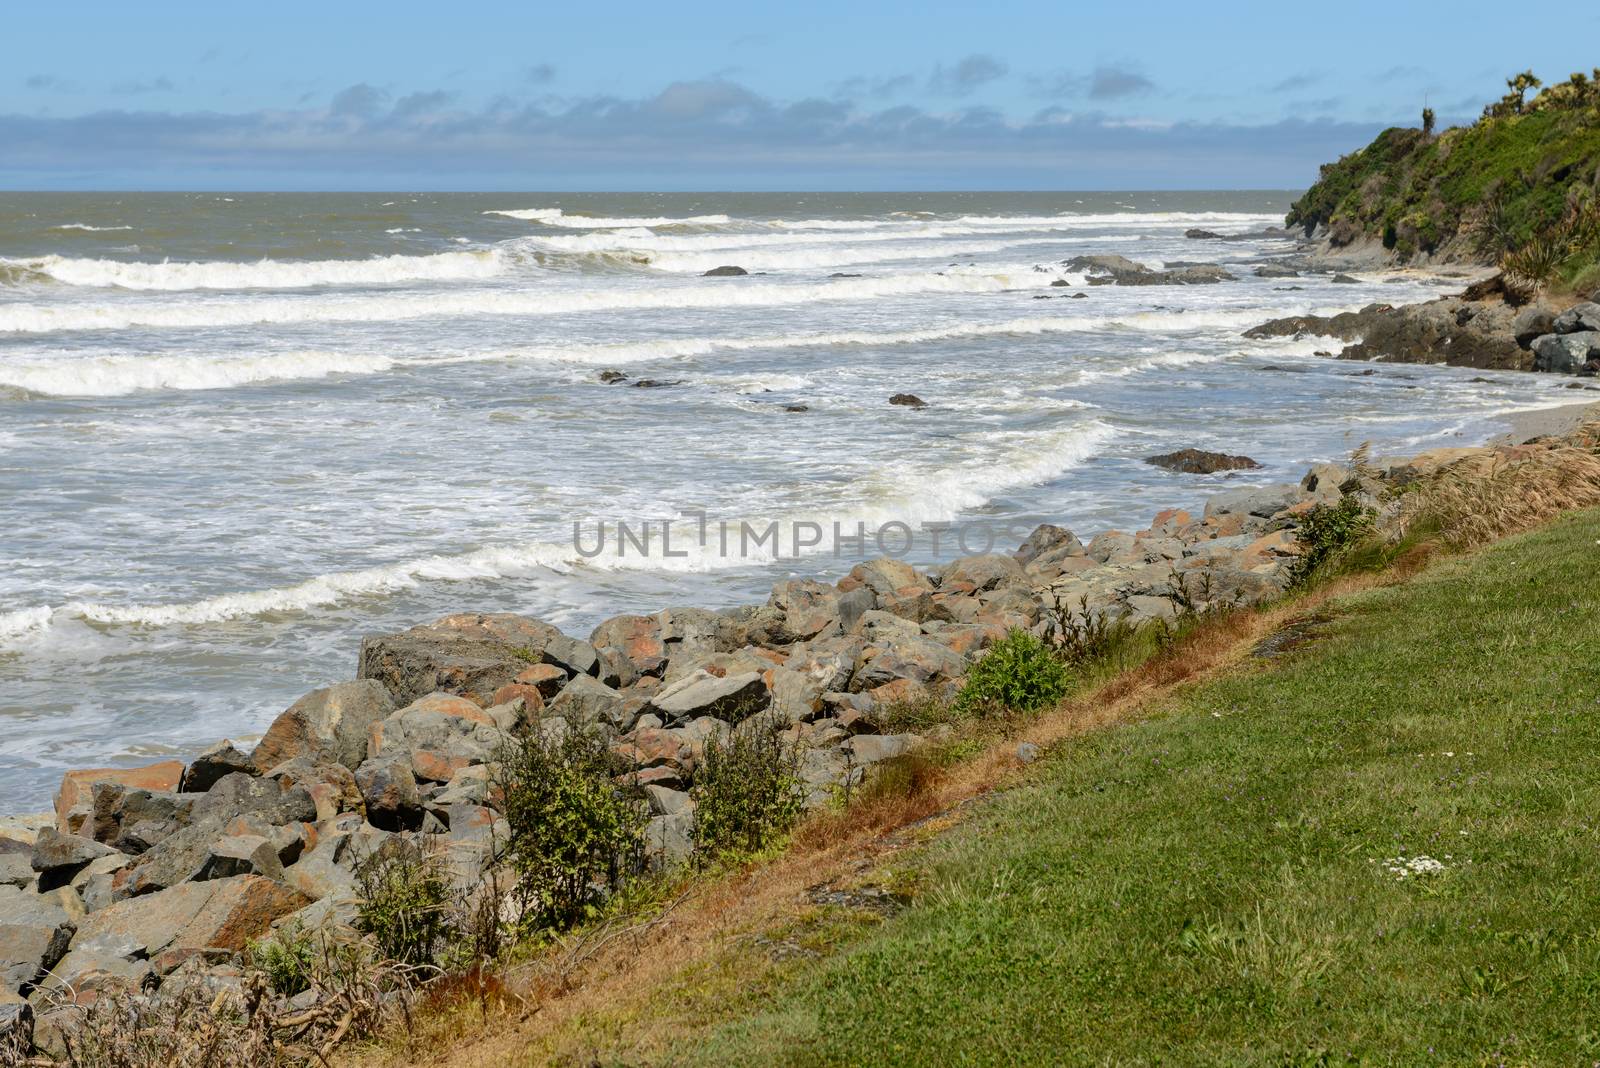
[1397, 431, 1600, 549]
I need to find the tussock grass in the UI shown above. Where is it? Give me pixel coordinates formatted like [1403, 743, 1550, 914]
[1396, 437, 1600, 549]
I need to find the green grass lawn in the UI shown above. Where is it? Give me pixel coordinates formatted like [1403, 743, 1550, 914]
[650, 509, 1600, 1066]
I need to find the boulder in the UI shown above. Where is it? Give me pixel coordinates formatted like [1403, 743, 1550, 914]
[65, 876, 308, 963]
[842, 734, 922, 765]
[193, 773, 318, 827]
[1202, 484, 1305, 523]
[877, 590, 955, 625]
[589, 615, 668, 677]
[0, 855, 31, 890]
[193, 834, 286, 882]
[1553, 302, 1600, 335]
[1532, 331, 1600, 375]
[703, 265, 748, 276]
[1254, 264, 1300, 278]
[761, 579, 843, 642]
[1066, 254, 1231, 286]
[644, 812, 694, 866]
[766, 666, 826, 724]
[843, 557, 930, 598]
[1185, 228, 1222, 239]
[54, 761, 184, 835]
[642, 785, 692, 817]
[358, 612, 564, 707]
[940, 553, 1026, 592]
[545, 674, 629, 729]
[540, 634, 600, 678]
[261, 758, 364, 822]
[180, 740, 257, 793]
[1013, 523, 1085, 568]
[0, 888, 75, 993]
[367, 692, 502, 772]
[1511, 304, 1558, 348]
[655, 607, 739, 663]
[889, 393, 928, 408]
[353, 760, 424, 832]
[251, 680, 395, 772]
[850, 638, 968, 693]
[1145, 449, 1262, 474]
[89, 785, 193, 854]
[646, 670, 769, 725]
[30, 829, 118, 892]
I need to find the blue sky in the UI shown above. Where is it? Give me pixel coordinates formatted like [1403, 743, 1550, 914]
[3, 0, 1597, 190]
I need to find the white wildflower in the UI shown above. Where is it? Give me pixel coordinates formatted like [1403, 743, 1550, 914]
[1383, 854, 1448, 880]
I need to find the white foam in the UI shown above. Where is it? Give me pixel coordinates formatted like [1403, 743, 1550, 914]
[1076, 350, 1232, 383]
[603, 236, 1079, 274]
[487, 208, 733, 228]
[0, 270, 1047, 334]
[0, 309, 1287, 397]
[0, 606, 54, 640]
[0, 350, 398, 397]
[51, 224, 134, 233]
[5, 250, 506, 291]
[2, 421, 1117, 637]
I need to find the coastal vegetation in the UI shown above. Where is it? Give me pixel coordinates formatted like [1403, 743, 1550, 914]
[323, 423, 1597, 1067]
[1287, 67, 1600, 291]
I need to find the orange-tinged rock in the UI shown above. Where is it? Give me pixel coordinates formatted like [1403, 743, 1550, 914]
[55, 761, 184, 834]
[489, 682, 547, 711]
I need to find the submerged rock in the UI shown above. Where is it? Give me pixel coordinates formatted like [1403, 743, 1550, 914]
[1066, 254, 1233, 286]
[702, 265, 748, 277]
[1145, 449, 1263, 475]
[889, 393, 927, 408]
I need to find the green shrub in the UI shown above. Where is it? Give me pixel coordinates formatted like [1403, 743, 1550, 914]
[954, 628, 1071, 717]
[1047, 593, 1138, 670]
[496, 719, 647, 933]
[353, 838, 454, 967]
[1288, 495, 1377, 588]
[690, 716, 805, 860]
[246, 921, 316, 996]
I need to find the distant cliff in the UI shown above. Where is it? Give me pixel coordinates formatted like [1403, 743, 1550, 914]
[1287, 68, 1600, 293]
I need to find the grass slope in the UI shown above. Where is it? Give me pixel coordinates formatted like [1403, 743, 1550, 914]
[666, 509, 1600, 1065]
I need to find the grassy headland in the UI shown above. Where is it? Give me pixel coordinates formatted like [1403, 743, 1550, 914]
[1287, 68, 1600, 293]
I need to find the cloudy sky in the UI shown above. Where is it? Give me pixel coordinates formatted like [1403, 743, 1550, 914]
[4, 0, 1597, 190]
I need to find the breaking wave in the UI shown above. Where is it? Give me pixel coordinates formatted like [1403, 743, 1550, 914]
[1, 250, 506, 291]
[0, 421, 1116, 637]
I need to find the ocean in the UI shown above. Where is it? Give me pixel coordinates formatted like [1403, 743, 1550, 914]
[0, 190, 1570, 811]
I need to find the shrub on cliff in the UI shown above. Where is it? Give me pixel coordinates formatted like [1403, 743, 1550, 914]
[690, 716, 805, 860]
[1288, 495, 1377, 588]
[496, 720, 647, 933]
[954, 628, 1072, 717]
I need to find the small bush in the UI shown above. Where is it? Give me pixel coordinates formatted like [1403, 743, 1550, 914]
[496, 719, 648, 933]
[954, 628, 1071, 717]
[875, 686, 956, 734]
[1288, 495, 1377, 588]
[691, 716, 805, 860]
[1046, 594, 1137, 670]
[353, 838, 455, 967]
[246, 922, 315, 997]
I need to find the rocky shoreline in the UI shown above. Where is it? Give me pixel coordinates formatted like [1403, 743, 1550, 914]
[7, 411, 1593, 1056]
[5, 217, 1599, 1055]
